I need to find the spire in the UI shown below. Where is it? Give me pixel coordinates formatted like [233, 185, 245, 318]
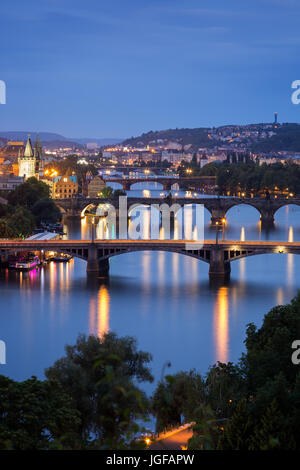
[24, 135, 34, 158]
[34, 132, 42, 159]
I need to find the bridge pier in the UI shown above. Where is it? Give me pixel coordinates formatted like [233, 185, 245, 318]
[260, 210, 275, 226]
[87, 246, 109, 277]
[210, 209, 226, 226]
[209, 249, 231, 281]
[163, 182, 172, 191]
[122, 182, 131, 191]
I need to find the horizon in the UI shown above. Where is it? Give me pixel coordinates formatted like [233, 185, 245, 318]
[1, 0, 300, 137]
[1, 118, 300, 142]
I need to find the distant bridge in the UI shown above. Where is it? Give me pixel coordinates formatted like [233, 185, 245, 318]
[55, 196, 300, 225]
[104, 176, 216, 191]
[1, 239, 299, 281]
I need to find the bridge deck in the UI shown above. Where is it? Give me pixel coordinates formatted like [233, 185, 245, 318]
[0, 240, 299, 249]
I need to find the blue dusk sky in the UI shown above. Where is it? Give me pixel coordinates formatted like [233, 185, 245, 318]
[1, 0, 300, 138]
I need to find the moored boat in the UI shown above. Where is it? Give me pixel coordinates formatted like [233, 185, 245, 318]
[9, 255, 41, 271]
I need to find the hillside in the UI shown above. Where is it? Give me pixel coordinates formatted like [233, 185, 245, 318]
[122, 123, 300, 153]
[251, 123, 300, 153]
[122, 128, 215, 148]
[0, 132, 121, 148]
[0, 131, 68, 142]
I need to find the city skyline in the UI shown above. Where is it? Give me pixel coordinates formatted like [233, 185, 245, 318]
[1, 0, 300, 138]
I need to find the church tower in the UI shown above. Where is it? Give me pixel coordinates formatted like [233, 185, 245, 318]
[18, 134, 41, 179]
[34, 132, 43, 175]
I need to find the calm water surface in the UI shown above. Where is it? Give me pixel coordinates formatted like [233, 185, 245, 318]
[1, 183, 300, 392]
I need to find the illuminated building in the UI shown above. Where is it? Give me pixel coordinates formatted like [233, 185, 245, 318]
[87, 175, 106, 197]
[0, 175, 25, 191]
[18, 134, 42, 179]
[53, 169, 78, 199]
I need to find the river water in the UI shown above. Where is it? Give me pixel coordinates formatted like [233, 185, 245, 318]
[1, 182, 300, 394]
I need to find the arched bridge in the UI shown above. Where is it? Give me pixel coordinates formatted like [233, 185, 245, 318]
[56, 196, 300, 225]
[104, 176, 216, 191]
[1, 239, 300, 281]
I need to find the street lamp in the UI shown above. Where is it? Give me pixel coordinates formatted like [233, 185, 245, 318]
[221, 218, 226, 241]
[85, 213, 101, 243]
[215, 218, 226, 243]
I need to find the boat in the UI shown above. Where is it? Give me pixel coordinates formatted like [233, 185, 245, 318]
[47, 252, 73, 263]
[9, 255, 41, 271]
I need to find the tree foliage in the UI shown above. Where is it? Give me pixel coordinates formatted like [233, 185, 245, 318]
[0, 375, 80, 450]
[45, 333, 153, 446]
[8, 177, 49, 209]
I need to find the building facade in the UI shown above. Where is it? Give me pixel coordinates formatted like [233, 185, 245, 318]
[18, 135, 42, 179]
[87, 175, 106, 197]
[0, 175, 25, 192]
[53, 170, 78, 199]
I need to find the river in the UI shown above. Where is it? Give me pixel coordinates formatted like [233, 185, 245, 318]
[1, 182, 300, 396]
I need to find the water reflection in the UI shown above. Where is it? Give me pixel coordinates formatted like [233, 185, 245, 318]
[2, 190, 300, 385]
[89, 285, 110, 339]
[287, 226, 294, 288]
[213, 286, 229, 364]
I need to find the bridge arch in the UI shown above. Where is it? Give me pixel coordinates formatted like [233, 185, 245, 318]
[55, 204, 67, 215]
[129, 180, 164, 190]
[81, 203, 97, 217]
[128, 203, 151, 217]
[81, 202, 116, 218]
[224, 202, 262, 223]
[273, 202, 300, 222]
[97, 246, 210, 265]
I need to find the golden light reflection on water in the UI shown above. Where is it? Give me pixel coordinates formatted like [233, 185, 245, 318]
[49, 261, 57, 308]
[142, 251, 151, 292]
[157, 251, 165, 284]
[277, 287, 284, 305]
[81, 215, 88, 239]
[172, 253, 179, 292]
[287, 226, 294, 287]
[213, 286, 229, 364]
[89, 285, 110, 339]
[174, 217, 182, 240]
[159, 225, 165, 240]
[184, 205, 193, 240]
[258, 220, 262, 239]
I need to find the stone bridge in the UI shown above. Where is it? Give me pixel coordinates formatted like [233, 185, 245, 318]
[1, 239, 300, 281]
[55, 196, 300, 225]
[104, 176, 216, 191]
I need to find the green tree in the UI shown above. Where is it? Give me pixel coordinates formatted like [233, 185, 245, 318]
[241, 292, 300, 392]
[217, 399, 253, 450]
[249, 399, 294, 450]
[0, 375, 81, 450]
[31, 197, 62, 225]
[45, 333, 153, 444]
[0, 218, 12, 238]
[152, 371, 205, 432]
[188, 406, 221, 450]
[205, 362, 245, 420]
[7, 206, 35, 237]
[8, 177, 49, 209]
[99, 186, 113, 198]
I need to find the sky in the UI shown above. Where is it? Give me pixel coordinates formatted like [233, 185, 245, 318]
[1, 0, 300, 139]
